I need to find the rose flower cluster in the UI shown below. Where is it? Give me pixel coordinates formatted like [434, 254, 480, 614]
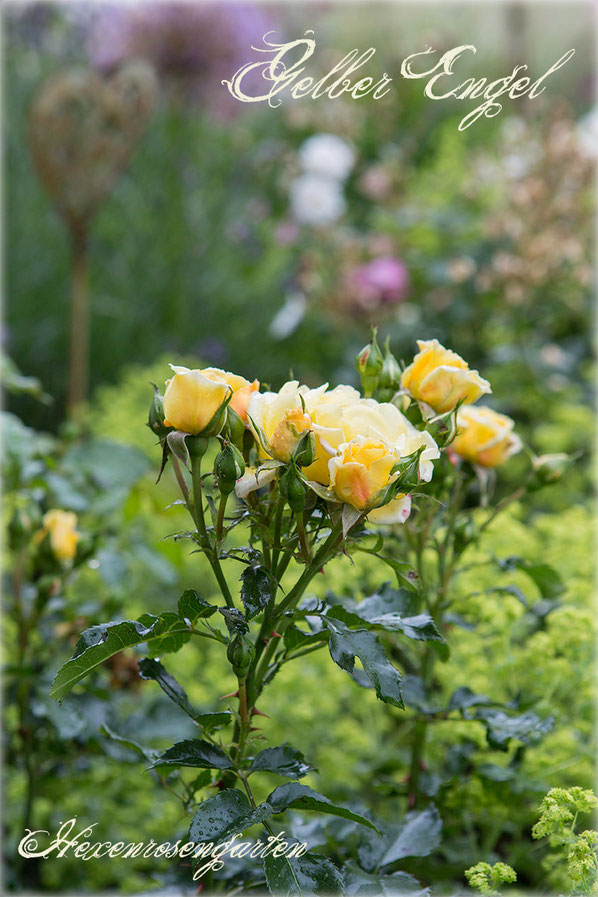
[151, 336, 522, 529]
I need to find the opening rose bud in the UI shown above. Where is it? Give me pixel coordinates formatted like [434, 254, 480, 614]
[163, 365, 233, 435]
[269, 408, 313, 463]
[452, 405, 522, 467]
[401, 339, 491, 414]
[328, 436, 400, 511]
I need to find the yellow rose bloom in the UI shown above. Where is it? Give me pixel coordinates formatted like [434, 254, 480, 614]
[37, 510, 80, 561]
[201, 367, 259, 422]
[269, 409, 313, 463]
[163, 365, 232, 434]
[247, 381, 439, 490]
[328, 436, 400, 511]
[401, 339, 491, 414]
[452, 405, 522, 467]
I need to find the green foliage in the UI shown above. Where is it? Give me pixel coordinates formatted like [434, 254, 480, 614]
[532, 788, 598, 894]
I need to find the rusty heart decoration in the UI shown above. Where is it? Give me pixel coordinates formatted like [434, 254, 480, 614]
[28, 61, 157, 237]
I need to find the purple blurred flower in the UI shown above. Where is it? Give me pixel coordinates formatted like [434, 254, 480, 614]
[86, 2, 274, 116]
[348, 256, 410, 310]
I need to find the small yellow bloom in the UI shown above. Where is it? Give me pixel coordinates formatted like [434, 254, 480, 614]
[328, 436, 399, 511]
[37, 510, 80, 562]
[201, 367, 259, 422]
[163, 365, 232, 434]
[452, 405, 522, 467]
[401, 339, 491, 414]
[269, 409, 313, 463]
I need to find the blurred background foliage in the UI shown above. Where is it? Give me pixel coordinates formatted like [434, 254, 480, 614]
[2, 1, 595, 893]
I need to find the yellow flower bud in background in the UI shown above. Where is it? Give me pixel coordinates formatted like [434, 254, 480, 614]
[452, 405, 522, 467]
[201, 368, 259, 423]
[163, 365, 232, 435]
[328, 436, 399, 511]
[269, 409, 313, 463]
[401, 339, 491, 414]
[36, 510, 80, 561]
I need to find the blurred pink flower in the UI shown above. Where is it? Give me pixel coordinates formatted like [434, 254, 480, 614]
[86, 2, 274, 117]
[347, 256, 410, 310]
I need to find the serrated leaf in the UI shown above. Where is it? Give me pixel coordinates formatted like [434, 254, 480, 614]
[240, 565, 272, 620]
[219, 607, 249, 635]
[50, 616, 193, 701]
[380, 805, 442, 866]
[325, 601, 445, 645]
[249, 745, 314, 779]
[266, 783, 379, 833]
[344, 866, 430, 897]
[264, 845, 343, 896]
[471, 708, 555, 750]
[194, 711, 232, 733]
[151, 738, 233, 770]
[323, 619, 403, 709]
[178, 589, 217, 623]
[189, 789, 270, 841]
[138, 657, 197, 718]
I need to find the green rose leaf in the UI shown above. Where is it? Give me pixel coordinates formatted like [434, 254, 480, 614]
[357, 806, 442, 872]
[264, 844, 344, 896]
[344, 865, 430, 896]
[138, 657, 197, 718]
[266, 783, 379, 833]
[50, 616, 194, 702]
[323, 618, 404, 709]
[178, 589, 217, 622]
[189, 789, 270, 842]
[471, 708, 555, 751]
[151, 738, 233, 770]
[194, 711, 233, 734]
[249, 745, 314, 779]
[498, 557, 565, 599]
[240, 565, 272, 620]
[283, 625, 327, 654]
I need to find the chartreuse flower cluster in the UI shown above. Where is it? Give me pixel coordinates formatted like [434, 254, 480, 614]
[49, 332, 572, 894]
[533, 788, 598, 893]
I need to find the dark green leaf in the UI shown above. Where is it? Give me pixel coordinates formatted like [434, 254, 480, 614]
[151, 738, 233, 770]
[240, 565, 272, 620]
[323, 619, 404, 709]
[344, 865, 430, 897]
[194, 711, 233, 733]
[178, 589, 217, 623]
[266, 783, 379, 833]
[138, 658, 197, 718]
[219, 607, 249, 635]
[264, 845, 343, 896]
[448, 686, 493, 711]
[498, 557, 565, 599]
[101, 724, 159, 763]
[50, 616, 193, 701]
[472, 708, 555, 750]
[283, 625, 328, 654]
[189, 789, 270, 841]
[250, 745, 314, 779]
[380, 805, 442, 866]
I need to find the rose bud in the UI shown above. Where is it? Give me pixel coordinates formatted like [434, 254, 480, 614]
[163, 365, 232, 435]
[148, 384, 168, 437]
[376, 339, 403, 402]
[214, 442, 245, 495]
[530, 453, 572, 488]
[269, 408, 313, 463]
[356, 327, 384, 398]
[279, 465, 308, 513]
[227, 633, 256, 679]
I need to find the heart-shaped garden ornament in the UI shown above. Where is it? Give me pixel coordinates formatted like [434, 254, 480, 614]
[28, 61, 157, 235]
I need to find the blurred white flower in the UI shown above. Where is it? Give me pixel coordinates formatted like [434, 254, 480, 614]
[576, 107, 597, 158]
[289, 174, 346, 226]
[269, 291, 307, 340]
[298, 134, 355, 182]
